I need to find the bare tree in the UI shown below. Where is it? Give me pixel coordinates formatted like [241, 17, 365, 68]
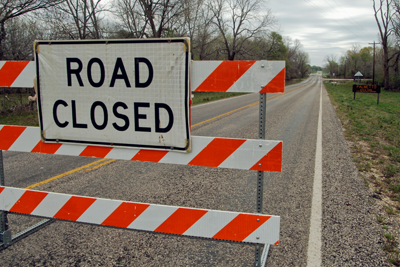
[113, 0, 186, 38]
[387, 0, 400, 77]
[350, 44, 361, 73]
[0, 0, 62, 59]
[324, 54, 339, 76]
[392, 0, 400, 44]
[208, 0, 276, 60]
[296, 51, 310, 78]
[374, 0, 394, 89]
[38, 0, 107, 40]
[284, 37, 301, 79]
[186, 0, 220, 59]
[263, 32, 286, 59]
[2, 18, 45, 60]
[139, 0, 185, 38]
[340, 51, 350, 78]
[115, 0, 148, 38]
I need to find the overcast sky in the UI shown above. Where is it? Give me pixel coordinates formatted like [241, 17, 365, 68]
[268, 0, 379, 67]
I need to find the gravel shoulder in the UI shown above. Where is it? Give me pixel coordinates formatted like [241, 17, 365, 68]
[321, 83, 389, 266]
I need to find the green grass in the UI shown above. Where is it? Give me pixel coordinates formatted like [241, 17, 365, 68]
[285, 77, 308, 86]
[192, 92, 247, 105]
[0, 111, 39, 126]
[325, 81, 400, 195]
[0, 91, 33, 110]
[325, 81, 400, 159]
[385, 233, 396, 241]
[1, 90, 39, 126]
[377, 214, 387, 223]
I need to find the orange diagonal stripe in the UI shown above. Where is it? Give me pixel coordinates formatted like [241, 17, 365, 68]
[250, 142, 282, 172]
[195, 61, 256, 92]
[261, 68, 285, 93]
[0, 125, 27, 150]
[131, 149, 168, 163]
[213, 214, 270, 242]
[189, 138, 246, 168]
[101, 202, 150, 228]
[79, 146, 113, 158]
[53, 196, 96, 221]
[10, 190, 48, 214]
[155, 208, 207, 235]
[31, 141, 62, 154]
[0, 61, 30, 87]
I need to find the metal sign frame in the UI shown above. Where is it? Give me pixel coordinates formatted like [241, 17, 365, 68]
[35, 39, 191, 152]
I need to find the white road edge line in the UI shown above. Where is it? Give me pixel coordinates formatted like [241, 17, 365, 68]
[307, 74, 323, 266]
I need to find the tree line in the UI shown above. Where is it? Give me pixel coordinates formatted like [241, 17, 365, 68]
[325, 0, 400, 90]
[324, 45, 375, 79]
[0, 0, 311, 81]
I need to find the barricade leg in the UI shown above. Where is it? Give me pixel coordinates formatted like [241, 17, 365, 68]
[0, 150, 11, 248]
[0, 150, 55, 249]
[260, 244, 271, 267]
[255, 93, 267, 266]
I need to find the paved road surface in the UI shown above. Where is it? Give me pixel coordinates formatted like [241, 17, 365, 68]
[0, 74, 389, 266]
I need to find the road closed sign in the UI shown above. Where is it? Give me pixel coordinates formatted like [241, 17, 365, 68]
[35, 38, 191, 152]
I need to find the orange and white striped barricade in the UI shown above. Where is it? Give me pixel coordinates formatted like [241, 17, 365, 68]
[0, 125, 282, 172]
[191, 60, 285, 93]
[0, 48, 285, 266]
[0, 186, 280, 245]
[190, 59, 285, 265]
[0, 61, 35, 88]
[0, 60, 285, 93]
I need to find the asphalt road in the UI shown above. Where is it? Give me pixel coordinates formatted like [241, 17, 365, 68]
[0, 74, 389, 266]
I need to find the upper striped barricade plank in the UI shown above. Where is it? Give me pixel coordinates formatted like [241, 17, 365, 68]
[0, 60, 285, 92]
[0, 186, 280, 245]
[0, 61, 35, 88]
[191, 60, 285, 93]
[0, 125, 282, 172]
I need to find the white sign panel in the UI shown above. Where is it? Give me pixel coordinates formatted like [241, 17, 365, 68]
[35, 39, 191, 152]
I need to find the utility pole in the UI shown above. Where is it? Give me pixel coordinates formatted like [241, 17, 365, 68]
[369, 41, 380, 85]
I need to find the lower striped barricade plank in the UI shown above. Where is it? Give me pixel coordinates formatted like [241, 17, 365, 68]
[0, 125, 282, 172]
[0, 186, 280, 245]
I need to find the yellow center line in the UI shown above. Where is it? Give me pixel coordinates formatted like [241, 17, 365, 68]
[191, 81, 312, 128]
[25, 158, 109, 189]
[24, 80, 314, 189]
[191, 101, 259, 127]
[84, 159, 117, 172]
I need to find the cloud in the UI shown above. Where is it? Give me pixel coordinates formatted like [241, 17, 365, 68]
[268, 0, 379, 66]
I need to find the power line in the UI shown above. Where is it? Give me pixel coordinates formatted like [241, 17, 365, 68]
[326, 0, 372, 37]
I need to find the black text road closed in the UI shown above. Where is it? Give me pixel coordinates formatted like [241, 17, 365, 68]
[35, 39, 191, 152]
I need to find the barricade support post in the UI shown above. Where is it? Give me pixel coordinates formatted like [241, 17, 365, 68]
[0, 151, 55, 249]
[0, 51, 285, 265]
